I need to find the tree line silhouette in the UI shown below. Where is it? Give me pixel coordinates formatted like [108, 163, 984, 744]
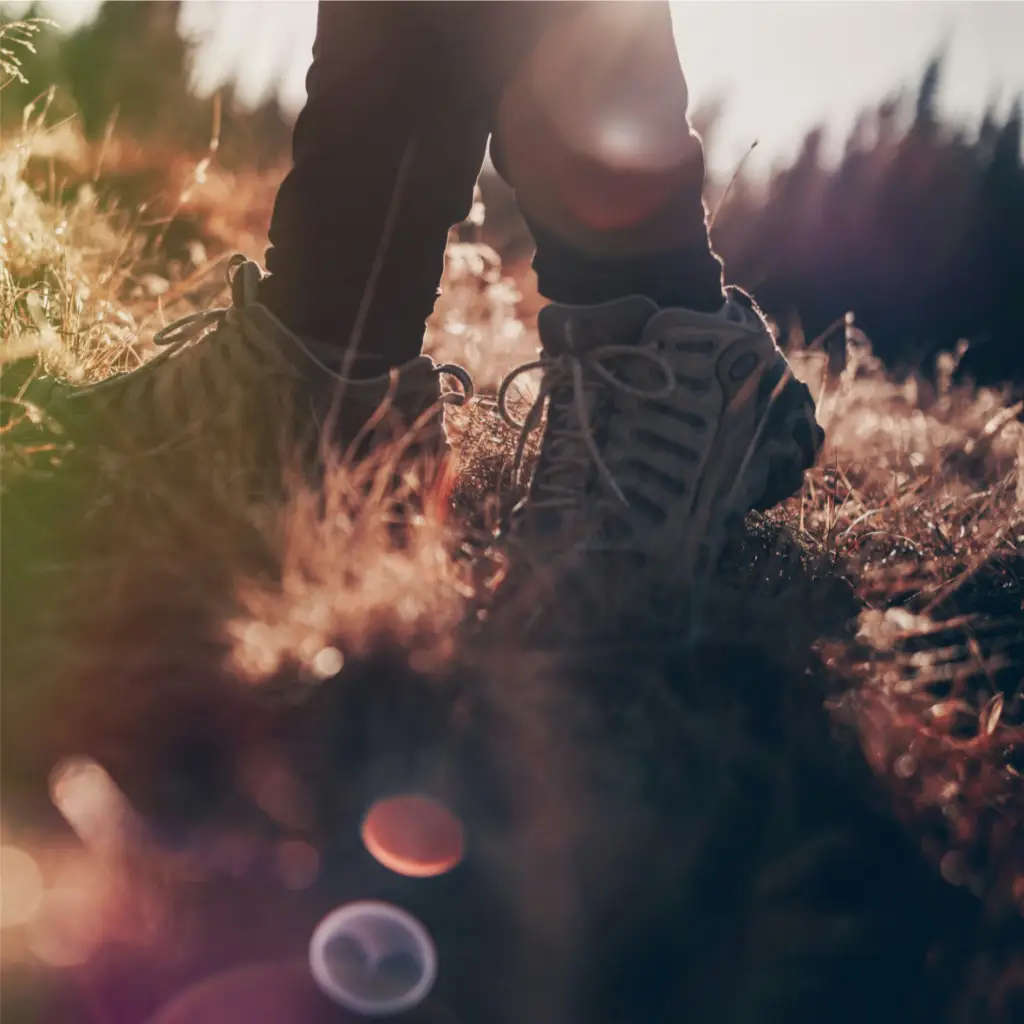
[3, 2, 1021, 387]
[709, 58, 1023, 390]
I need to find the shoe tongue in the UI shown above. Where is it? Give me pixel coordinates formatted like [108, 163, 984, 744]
[230, 260, 265, 307]
[538, 296, 659, 355]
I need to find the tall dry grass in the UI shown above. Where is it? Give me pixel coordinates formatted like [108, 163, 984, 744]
[1, 94, 1022, 1020]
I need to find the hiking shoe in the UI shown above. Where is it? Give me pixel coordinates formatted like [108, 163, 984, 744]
[10, 256, 472, 472]
[498, 288, 823, 574]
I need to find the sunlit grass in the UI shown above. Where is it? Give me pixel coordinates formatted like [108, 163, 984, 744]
[0, 99, 1022, 989]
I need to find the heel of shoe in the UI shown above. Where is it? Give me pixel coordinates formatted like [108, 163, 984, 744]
[751, 374, 824, 512]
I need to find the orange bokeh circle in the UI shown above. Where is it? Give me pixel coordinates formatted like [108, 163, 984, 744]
[360, 794, 464, 878]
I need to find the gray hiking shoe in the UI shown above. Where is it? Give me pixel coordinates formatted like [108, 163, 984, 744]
[12, 256, 472, 471]
[499, 288, 823, 574]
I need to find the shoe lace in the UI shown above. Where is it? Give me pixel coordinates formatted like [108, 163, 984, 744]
[497, 335, 675, 507]
[140, 256, 300, 412]
[151, 254, 474, 406]
[153, 255, 319, 374]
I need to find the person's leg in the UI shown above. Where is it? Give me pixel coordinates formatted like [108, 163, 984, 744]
[482, 2, 823, 566]
[260, 1, 492, 375]
[490, 2, 725, 313]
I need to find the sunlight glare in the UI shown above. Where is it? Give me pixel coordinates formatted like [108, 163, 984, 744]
[50, 757, 137, 856]
[0, 845, 45, 929]
[598, 120, 644, 160]
[26, 859, 110, 967]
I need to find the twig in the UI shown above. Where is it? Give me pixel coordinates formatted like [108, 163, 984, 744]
[708, 138, 758, 235]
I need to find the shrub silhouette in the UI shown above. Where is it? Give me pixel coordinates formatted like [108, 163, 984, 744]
[1, 2, 291, 167]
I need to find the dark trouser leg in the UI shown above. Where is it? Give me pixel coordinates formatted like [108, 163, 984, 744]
[492, 2, 725, 312]
[261, 2, 492, 371]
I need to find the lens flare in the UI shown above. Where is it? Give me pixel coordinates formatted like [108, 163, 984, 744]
[309, 901, 437, 1017]
[26, 865, 105, 968]
[361, 794, 464, 879]
[49, 757, 136, 856]
[597, 120, 646, 161]
[0, 845, 44, 928]
[147, 961, 338, 1024]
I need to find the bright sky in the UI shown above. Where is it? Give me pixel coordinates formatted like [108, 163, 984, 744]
[29, 1, 1024, 175]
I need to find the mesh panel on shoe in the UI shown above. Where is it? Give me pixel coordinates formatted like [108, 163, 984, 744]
[64, 258, 306, 441]
[500, 291, 822, 559]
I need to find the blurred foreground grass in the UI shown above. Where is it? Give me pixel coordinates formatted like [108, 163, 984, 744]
[1, 79, 1023, 1007]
